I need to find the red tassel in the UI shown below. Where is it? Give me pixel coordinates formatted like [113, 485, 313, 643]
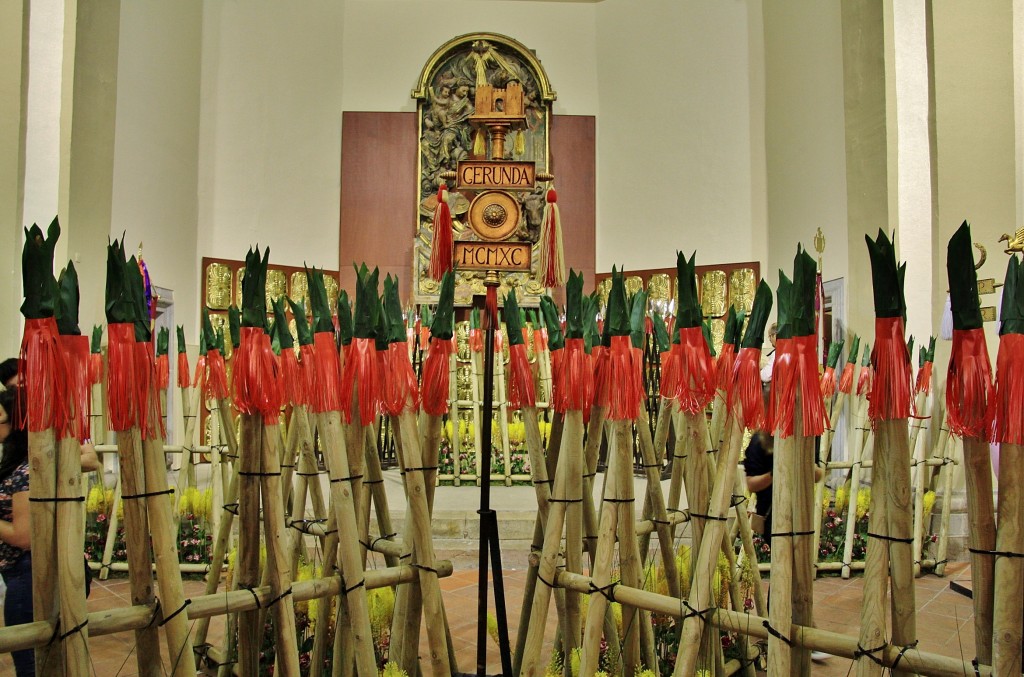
[89, 353, 104, 387]
[534, 329, 548, 353]
[494, 328, 505, 355]
[298, 343, 316, 406]
[659, 349, 678, 399]
[994, 333, 1024, 444]
[60, 333, 91, 442]
[915, 361, 933, 396]
[549, 347, 564, 412]
[715, 342, 737, 395]
[560, 338, 593, 416]
[946, 328, 995, 438]
[193, 355, 207, 398]
[309, 332, 343, 413]
[869, 317, 912, 421]
[18, 317, 70, 435]
[856, 364, 873, 397]
[469, 328, 484, 353]
[134, 341, 164, 440]
[428, 185, 454, 281]
[421, 338, 455, 416]
[728, 346, 766, 430]
[820, 367, 837, 399]
[606, 335, 641, 421]
[383, 342, 420, 416]
[507, 343, 536, 410]
[674, 327, 716, 415]
[631, 345, 647, 407]
[177, 352, 190, 388]
[106, 323, 136, 432]
[538, 188, 566, 287]
[838, 362, 855, 394]
[768, 335, 828, 438]
[592, 345, 610, 409]
[156, 353, 170, 391]
[233, 327, 282, 420]
[340, 337, 380, 426]
[205, 349, 230, 402]
[279, 348, 303, 406]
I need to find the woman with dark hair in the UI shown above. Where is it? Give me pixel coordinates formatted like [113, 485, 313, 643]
[0, 386, 35, 675]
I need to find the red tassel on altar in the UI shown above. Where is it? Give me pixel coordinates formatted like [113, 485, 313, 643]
[674, 327, 716, 415]
[205, 349, 230, 402]
[279, 348, 303, 406]
[606, 335, 641, 421]
[134, 341, 164, 440]
[560, 338, 593, 417]
[421, 338, 455, 416]
[60, 333, 91, 442]
[838, 362, 856, 394]
[915, 361, 933, 396]
[428, 185, 454, 281]
[383, 342, 420, 416]
[106, 323, 136, 432]
[156, 353, 170, 391]
[820, 366, 837, 399]
[869, 317, 912, 421]
[340, 337, 381, 426]
[993, 333, 1024, 445]
[946, 328, 995, 438]
[89, 353, 104, 387]
[309, 332, 343, 413]
[507, 343, 536, 411]
[729, 346, 766, 430]
[19, 317, 70, 434]
[177, 352, 190, 388]
[233, 327, 282, 420]
[538, 188, 567, 288]
[768, 335, 828, 438]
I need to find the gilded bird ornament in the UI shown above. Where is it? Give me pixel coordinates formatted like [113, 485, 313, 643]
[998, 227, 1024, 255]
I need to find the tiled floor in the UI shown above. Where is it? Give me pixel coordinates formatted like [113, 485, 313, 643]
[0, 559, 980, 676]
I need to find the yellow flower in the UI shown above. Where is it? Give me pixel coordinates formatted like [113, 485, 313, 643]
[507, 421, 525, 445]
[368, 587, 395, 642]
[923, 490, 936, 523]
[380, 662, 408, 677]
[821, 487, 832, 516]
[677, 544, 693, 598]
[86, 484, 106, 515]
[856, 488, 871, 520]
[487, 612, 500, 647]
[835, 484, 849, 516]
[714, 551, 731, 607]
[294, 560, 315, 617]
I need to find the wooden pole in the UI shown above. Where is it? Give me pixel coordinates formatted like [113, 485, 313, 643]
[841, 395, 871, 579]
[854, 432, 889, 677]
[791, 422, 816, 677]
[962, 436, 996, 665]
[56, 435, 90, 675]
[933, 434, 957, 577]
[879, 419, 916, 677]
[991, 442, 1024, 674]
[27, 429, 63, 674]
[767, 426, 795, 677]
[236, 413, 264, 675]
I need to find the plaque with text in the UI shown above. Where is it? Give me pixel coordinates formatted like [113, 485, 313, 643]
[454, 241, 532, 272]
[456, 160, 536, 191]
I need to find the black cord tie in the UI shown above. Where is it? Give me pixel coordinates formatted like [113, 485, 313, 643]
[762, 620, 792, 646]
[412, 563, 439, 575]
[548, 497, 584, 504]
[603, 497, 635, 504]
[892, 640, 919, 670]
[238, 470, 281, 477]
[650, 518, 671, 526]
[330, 473, 364, 484]
[681, 600, 711, 621]
[403, 466, 438, 473]
[640, 462, 662, 469]
[582, 472, 597, 479]
[854, 642, 887, 666]
[371, 533, 397, 549]
[730, 495, 747, 508]
[264, 587, 293, 608]
[688, 511, 728, 523]
[588, 580, 618, 603]
[362, 478, 384, 485]
[159, 599, 192, 627]
[867, 532, 914, 544]
[295, 471, 324, 477]
[222, 502, 239, 515]
[243, 586, 262, 609]
[342, 578, 366, 595]
[29, 495, 85, 503]
[673, 453, 688, 460]
[121, 488, 175, 501]
[280, 463, 295, 469]
[972, 658, 981, 677]
[968, 546, 1024, 558]
[46, 619, 61, 647]
[146, 600, 163, 629]
[537, 572, 557, 588]
[769, 529, 815, 538]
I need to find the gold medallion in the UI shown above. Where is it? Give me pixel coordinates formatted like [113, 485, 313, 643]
[467, 190, 521, 242]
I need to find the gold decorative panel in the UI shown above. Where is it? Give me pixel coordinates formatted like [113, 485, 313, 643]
[234, 269, 245, 308]
[205, 263, 233, 310]
[455, 321, 472, 362]
[710, 319, 726, 356]
[266, 269, 288, 308]
[701, 270, 727, 317]
[324, 276, 340, 316]
[729, 268, 756, 313]
[208, 313, 232, 359]
[597, 278, 612, 310]
[647, 274, 672, 302]
[290, 272, 310, 314]
[625, 276, 644, 298]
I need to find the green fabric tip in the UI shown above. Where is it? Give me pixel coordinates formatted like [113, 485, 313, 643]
[156, 327, 169, 356]
[739, 280, 773, 349]
[703, 319, 716, 357]
[906, 335, 915, 361]
[374, 293, 389, 351]
[846, 335, 861, 364]
[999, 255, 1024, 336]
[105, 238, 134, 325]
[564, 270, 584, 339]
[56, 261, 81, 336]
[947, 221, 983, 330]
[588, 291, 605, 349]
[926, 336, 936, 362]
[430, 271, 455, 340]
[528, 308, 542, 331]
[126, 256, 151, 343]
[504, 288, 525, 345]
[21, 217, 60, 320]
[775, 271, 793, 340]
[675, 251, 701, 329]
[420, 305, 433, 332]
[652, 313, 670, 353]
[287, 297, 313, 346]
[353, 264, 380, 339]
[336, 289, 353, 345]
[240, 247, 270, 328]
[271, 297, 295, 350]
[268, 317, 282, 355]
[606, 267, 630, 338]
[383, 275, 407, 344]
[540, 296, 564, 350]
[629, 290, 647, 350]
[790, 246, 818, 337]
[306, 267, 334, 334]
[175, 326, 186, 354]
[470, 307, 481, 330]
[202, 311, 216, 353]
[865, 230, 907, 319]
[228, 306, 241, 348]
[722, 306, 741, 346]
[860, 342, 871, 366]
[826, 340, 844, 369]
[94, 326, 105, 354]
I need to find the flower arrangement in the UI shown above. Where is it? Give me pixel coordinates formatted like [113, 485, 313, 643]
[177, 486, 214, 565]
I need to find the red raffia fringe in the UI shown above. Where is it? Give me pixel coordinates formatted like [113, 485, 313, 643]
[133, 340, 164, 440]
[592, 345, 610, 409]
[606, 336, 641, 421]
[716, 342, 737, 395]
[856, 364, 873, 397]
[156, 354, 170, 391]
[946, 327, 995, 438]
[177, 352, 190, 388]
[673, 326, 716, 415]
[279, 348, 303, 406]
[205, 349, 230, 402]
[993, 333, 1024, 445]
[507, 343, 536, 411]
[768, 335, 828, 438]
[421, 338, 455, 416]
[838, 362, 855, 394]
[659, 349, 678, 399]
[469, 328, 483, 353]
[298, 343, 317, 407]
[631, 345, 647, 406]
[534, 329, 548, 353]
[494, 329, 504, 355]
[869, 317, 912, 421]
[60, 333, 90, 442]
[105, 323, 136, 432]
[560, 338, 593, 417]
[915, 361, 933, 396]
[193, 355, 207, 398]
[233, 327, 283, 420]
[309, 332, 343, 413]
[549, 348, 564, 412]
[820, 367, 837, 399]
[19, 317, 70, 434]
[728, 346, 765, 431]
[340, 337, 380, 426]
[89, 353, 103, 387]
[384, 342, 420, 416]
[428, 185, 454, 281]
[485, 286, 498, 333]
